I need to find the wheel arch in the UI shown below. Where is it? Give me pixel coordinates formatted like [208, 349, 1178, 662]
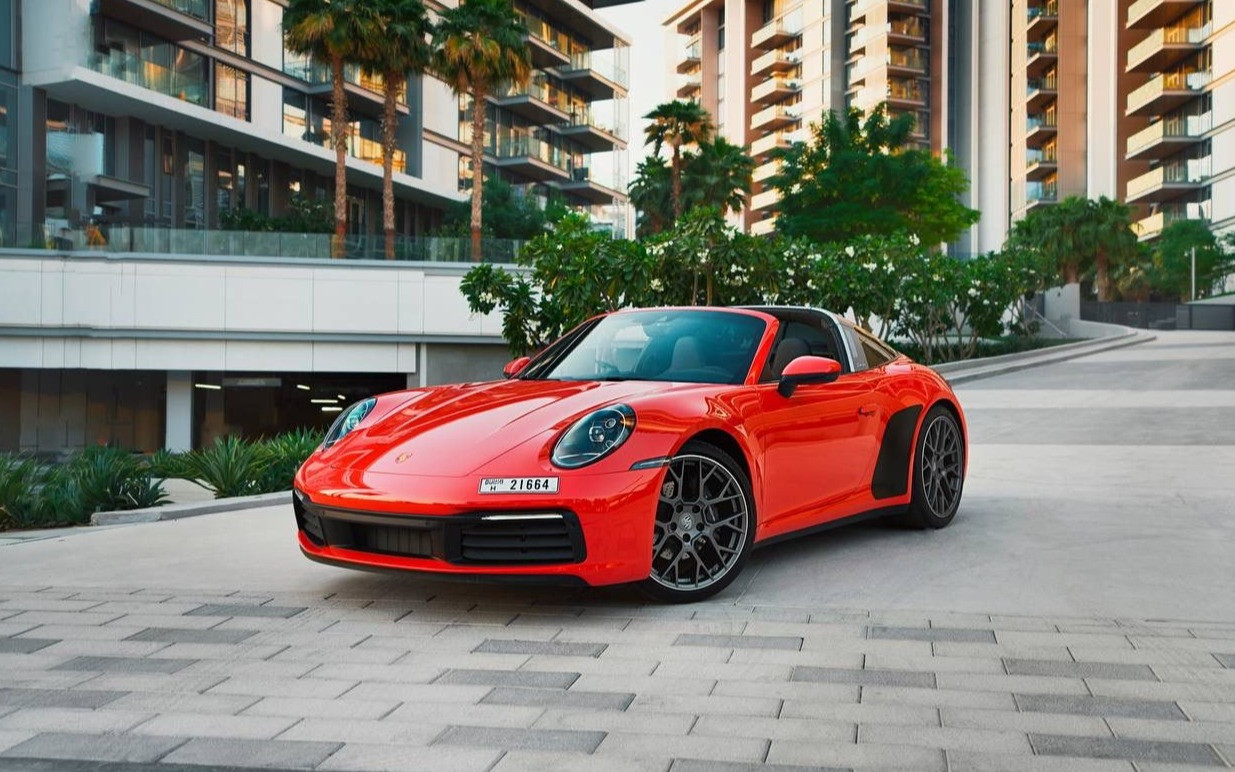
[682, 428, 754, 487]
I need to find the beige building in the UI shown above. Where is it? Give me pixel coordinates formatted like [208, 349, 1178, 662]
[662, 0, 1235, 253]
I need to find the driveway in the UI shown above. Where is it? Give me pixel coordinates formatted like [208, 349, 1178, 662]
[1, 330, 1233, 771]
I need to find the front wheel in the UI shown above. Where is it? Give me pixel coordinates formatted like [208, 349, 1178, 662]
[903, 405, 965, 529]
[638, 441, 755, 603]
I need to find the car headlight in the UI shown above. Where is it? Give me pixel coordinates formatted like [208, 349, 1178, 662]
[551, 404, 636, 469]
[323, 398, 376, 448]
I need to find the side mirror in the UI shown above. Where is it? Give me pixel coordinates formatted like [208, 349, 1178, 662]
[778, 356, 842, 397]
[503, 356, 532, 379]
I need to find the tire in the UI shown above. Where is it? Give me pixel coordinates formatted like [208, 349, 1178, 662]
[902, 405, 965, 529]
[638, 440, 756, 603]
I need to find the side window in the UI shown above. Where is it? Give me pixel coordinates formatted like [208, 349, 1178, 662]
[762, 316, 846, 381]
[840, 325, 867, 371]
[856, 329, 897, 369]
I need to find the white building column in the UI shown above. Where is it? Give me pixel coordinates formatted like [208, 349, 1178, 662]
[165, 371, 193, 452]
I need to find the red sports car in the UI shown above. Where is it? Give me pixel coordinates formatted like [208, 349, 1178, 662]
[294, 306, 967, 602]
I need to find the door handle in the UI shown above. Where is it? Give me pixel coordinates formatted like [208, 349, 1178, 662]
[858, 405, 877, 417]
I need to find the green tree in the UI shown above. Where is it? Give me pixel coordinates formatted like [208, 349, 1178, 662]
[284, 0, 382, 258]
[441, 176, 562, 239]
[770, 105, 979, 247]
[1083, 197, 1139, 301]
[628, 156, 673, 237]
[363, 0, 434, 260]
[684, 138, 754, 217]
[1149, 219, 1232, 301]
[1007, 195, 1093, 285]
[433, 0, 533, 261]
[644, 100, 714, 220]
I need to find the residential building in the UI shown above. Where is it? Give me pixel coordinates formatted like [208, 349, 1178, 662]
[0, 0, 633, 454]
[663, 0, 965, 238]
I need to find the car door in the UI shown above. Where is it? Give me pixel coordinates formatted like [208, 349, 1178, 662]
[745, 314, 881, 538]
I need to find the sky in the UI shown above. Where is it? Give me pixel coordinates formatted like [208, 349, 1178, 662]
[596, 0, 680, 182]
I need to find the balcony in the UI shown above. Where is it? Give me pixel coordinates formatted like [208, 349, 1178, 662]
[491, 136, 571, 182]
[886, 80, 925, 106]
[1126, 159, 1208, 203]
[1134, 202, 1208, 240]
[888, 47, 927, 74]
[284, 60, 408, 119]
[752, 13, 803, 50]
[1126, 112, 1210, 159]
[1027, 39, 1058, 75]
[849, 24, 877, 55]
[753, 159, 782, 184]
[1025, 180, 1058, 209]
[89, 50, 207, 108]
[96, 0, 212, 41]
[1026, 1, 1058, 40]
[557, 110, 626, 152]
[493, 78, 571, 124]
[517, 11, 571, 68]
[677, 40, 702, 74]
[888, 19, 927, 43]
[677, 74, 702, 99]
[752, 75, 801, 104]
[557, 51, 629, 100]
[1026, 74, 1058, 111]
[751, 188, 780, 211]
[1126, 23, 1209, 72]
[751, 104, 801, 131]
[750, 217, 778, 236]
[751, 49, 799, 77]
[1126, 0, 1205, 29]
[1025, 148, 1058, 180]
[1026, 113, 1057, 145]
[750, 130, 799, 158]
[555, 167, 624, 205]
[1126, 69, 1211, 116]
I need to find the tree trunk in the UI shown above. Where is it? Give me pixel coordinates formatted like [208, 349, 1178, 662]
[382, 71, 399, 261]
[671, 144, 682, 222]
[331, 56, 348, 259]
[1095, 251, 1112, 301]
[470, 87, 486, 263]
[1064, 263, 1079, 284]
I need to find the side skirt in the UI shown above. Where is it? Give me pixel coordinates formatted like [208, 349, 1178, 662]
[753, 504, 909, 550]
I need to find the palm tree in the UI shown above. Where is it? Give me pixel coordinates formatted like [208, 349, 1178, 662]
[433, 0, 532, 262]
[284, 0, 382, 258]
[1086, 196, 1138, 302]
[685, 138, 754, 216]
[628, 156, 672, 237]
[644, 100, 713, 220]
[363, 0, 434, 260]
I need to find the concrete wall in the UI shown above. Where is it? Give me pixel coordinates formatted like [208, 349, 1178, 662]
[0, 253, 505, 373]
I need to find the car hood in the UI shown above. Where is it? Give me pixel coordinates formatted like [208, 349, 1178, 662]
[321, 378, 716, 477]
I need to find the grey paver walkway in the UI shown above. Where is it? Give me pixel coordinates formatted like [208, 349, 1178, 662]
[1, 330, 1233, 770]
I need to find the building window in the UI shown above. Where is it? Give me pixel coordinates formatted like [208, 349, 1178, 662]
[216, 0, 249, 56]
[215, 63, 249, 120]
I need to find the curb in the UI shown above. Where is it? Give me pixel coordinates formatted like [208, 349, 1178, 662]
[934, 328, 1154, 385]
[91, 491, 290, 526]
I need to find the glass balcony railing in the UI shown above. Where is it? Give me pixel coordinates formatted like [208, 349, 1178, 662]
[89, 51, 207, 107]
[1028, 74, 1058, 93]
[6, 223, 525, 263]
[889, 19, 927, 40]
[498, 77, 574, 114]
[887, 80, 925, 103]
[1028, 39, 1058, 56]
[566, 50, 629, 89]
[1026, 180, 1058, 202]
[1027, 147, 1058, 166]
[515, 8, 571, 54]
[495, 135, 571, 173]
[1127, 22, 1210, 67]
[1126, 111, 1211, 155]
[566, 106, 627, 141]
[1027, 113, 1058, 131]
[151, 0, 209, 20]
[283, 59, 407, 102]
[1027, 1, 1058, 19]
[1127, 157, 1210, 199]
[889, 47, 927, 71]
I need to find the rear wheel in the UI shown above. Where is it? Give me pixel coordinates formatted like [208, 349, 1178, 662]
[903, 405, 965, 529]
[638, 441, 755, 603]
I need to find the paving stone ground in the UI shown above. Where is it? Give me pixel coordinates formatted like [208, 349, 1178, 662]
[1, 587, 1235, 771]
[1, 331, 1234, 770]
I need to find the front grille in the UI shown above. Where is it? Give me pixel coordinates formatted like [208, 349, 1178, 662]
[458, 518, 581, 564]
[294, 495, 585, 566]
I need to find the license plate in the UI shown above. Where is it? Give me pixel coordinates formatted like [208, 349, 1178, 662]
[478, 477, 560, 494]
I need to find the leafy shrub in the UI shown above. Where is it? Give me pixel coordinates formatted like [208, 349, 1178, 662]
[0, 448, 168, 531]
[169, 430, 324, 499]
[255, 428, 325, 495]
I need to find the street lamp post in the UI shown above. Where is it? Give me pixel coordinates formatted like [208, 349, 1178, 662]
[1191, 246, 1196, 302]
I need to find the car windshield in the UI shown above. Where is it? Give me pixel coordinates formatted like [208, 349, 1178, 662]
[524, 310, 767, 385]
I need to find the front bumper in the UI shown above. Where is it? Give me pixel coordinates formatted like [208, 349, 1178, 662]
[293, 467, 665, 587]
